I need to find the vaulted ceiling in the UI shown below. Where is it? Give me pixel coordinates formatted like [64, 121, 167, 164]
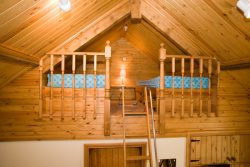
[0, 0, 250, 88]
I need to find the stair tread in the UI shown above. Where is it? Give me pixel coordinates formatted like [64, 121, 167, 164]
[127, 155, 150, 161]
[125, 134, 148, 137]
[125, 111, 147, 115]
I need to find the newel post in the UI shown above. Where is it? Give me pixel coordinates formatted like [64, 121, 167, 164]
[159, 43, 166, 134]
[104, 41, 111, 136]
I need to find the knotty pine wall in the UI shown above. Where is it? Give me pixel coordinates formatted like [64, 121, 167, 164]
[0, 38, 160, 140]
[164, 71, 250, 135]
[110, 38, 159, 86]
[0, 39, 250, 140]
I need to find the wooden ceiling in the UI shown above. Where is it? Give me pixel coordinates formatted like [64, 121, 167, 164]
[0, 0, 250, 88]
[77, 16, 185, 62]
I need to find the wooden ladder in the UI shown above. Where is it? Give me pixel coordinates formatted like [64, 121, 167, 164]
[122, 86, 158, 167]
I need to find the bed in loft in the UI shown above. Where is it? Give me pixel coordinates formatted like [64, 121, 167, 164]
[38, 41, 112, 124]
[137, 44, 220, 134]
[137, 76, 209, 89]
[47, 74, 105, 88]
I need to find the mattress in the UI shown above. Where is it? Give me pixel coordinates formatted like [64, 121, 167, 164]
[47, 74, 105, 88]
[137, 76, 209, 89]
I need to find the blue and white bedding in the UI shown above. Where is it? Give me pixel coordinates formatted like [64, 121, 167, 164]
[137, 76, 209, 89]
[47, 74, 105, 88]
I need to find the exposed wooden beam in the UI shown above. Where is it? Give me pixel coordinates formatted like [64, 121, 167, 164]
[0, 66, 32, 89]
[222, 57, 250, 70]
[222, 62, 250, 70]
[130, 0, 141, 22]
[0, 44, 39, 65]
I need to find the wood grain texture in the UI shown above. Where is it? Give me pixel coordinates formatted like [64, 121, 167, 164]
[0, 0, 249, 94]
[189, 135, 250, 166]
[0, 40, 249, 141]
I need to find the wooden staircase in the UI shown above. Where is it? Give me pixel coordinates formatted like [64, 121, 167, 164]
[122, 86, 158, 167]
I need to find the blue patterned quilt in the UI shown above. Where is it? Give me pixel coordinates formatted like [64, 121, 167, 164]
[137, 76, 209, 89]
[47, 74, 105, 88]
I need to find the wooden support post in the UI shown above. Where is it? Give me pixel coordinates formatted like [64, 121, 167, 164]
[83, 55, 86, 119]
[217, 62, 220, 89]
[171, 57, 175, 117]
[212, 61, 220, 116]
[61, 55, 65, 120]
[50, 55, 54, 120]
[181, 58, 185, 118]
[122, 85, 126, 167]
[190, 58, 194, 117]
[39, 59, 43, 119]
[93, 55, 97, 119]
[211, 61, 220, 116]
[72, 55, 76, 120]
[159, 43, 166, 134]
[104, 41, 111, 136]
[199, 58, 203, 117]
[186, 133, 191, 167]
[207, 59, 212, 117]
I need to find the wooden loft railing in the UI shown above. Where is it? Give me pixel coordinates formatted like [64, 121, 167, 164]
[158, 43, 220, 134]
[38, 41, 111, 132]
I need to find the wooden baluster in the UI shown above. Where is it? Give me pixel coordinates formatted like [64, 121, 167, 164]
[199, 58, 203, 117]
[93, 55, 97, 119]
[50, 55, 54, 120]
[104, 41, 111, 136]
[181, 58, 185, 118]
[39, 59, 43, 119]
[159, 43, 166, 134]
[61, 55, 65, 120]
[72, 55, 76, 120]
[207, 59, 212, 117]
[83, 55, 86, 119]
[190, 58, 194, 117]
[171, 57, 175, 117]
[217, 61, 220, 89]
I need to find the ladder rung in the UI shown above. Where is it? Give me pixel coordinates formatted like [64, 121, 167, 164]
[126, 155, 150, 161]
[125, 112, 147, 116]
[125, 134, 148, 138]
[124, 104, 137, 107]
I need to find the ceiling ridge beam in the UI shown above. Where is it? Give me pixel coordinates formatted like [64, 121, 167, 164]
[130, 0, 142, 21]
[0, 44, 39, 65]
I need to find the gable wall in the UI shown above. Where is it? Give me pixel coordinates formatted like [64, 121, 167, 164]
[0, 41, 249, 140]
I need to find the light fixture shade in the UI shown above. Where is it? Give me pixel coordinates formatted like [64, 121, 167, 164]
[120, 69, 126, 78]
[244, 8, 250, 18]
[58, 0, 71, 12]
[237, 0, 250, 18]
